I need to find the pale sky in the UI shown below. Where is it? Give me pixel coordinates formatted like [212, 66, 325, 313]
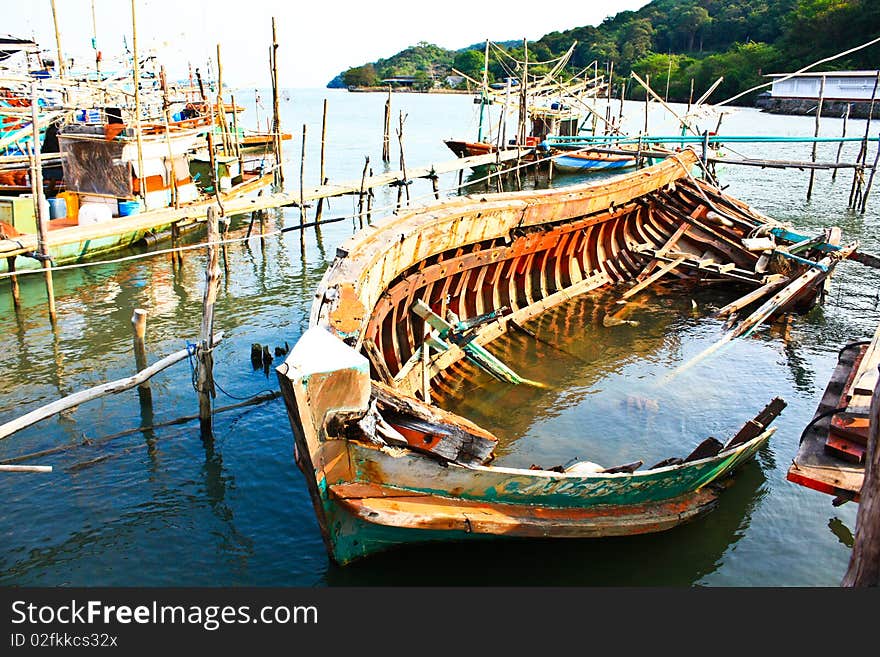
[4, 0, 651, 88]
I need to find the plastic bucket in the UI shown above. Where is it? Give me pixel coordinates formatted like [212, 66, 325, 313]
[118, 200, 142, 217]
[48, 197, 67, 220]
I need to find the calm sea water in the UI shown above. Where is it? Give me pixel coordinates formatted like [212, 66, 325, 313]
[1, 89, 878, 586]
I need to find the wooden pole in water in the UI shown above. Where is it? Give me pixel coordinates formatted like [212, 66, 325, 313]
[397, 111, 409, 208]
[29, 83, 55, 325]
[859, 133, 880, 213]
[850, 72, 879, 208]
[299, 123, 306, 227]
[382, 86, 391, 163]
[366, 166, 374, 224]
[605, 61, 613, 135]
[643, 73, 650, 135]
[196, 206, 220, 438]
[130, 0, 146, 205]
[6, 257, 20, 309]
[841, 371, 880, 587]
[358, 155, 369, 227]
[270, 17, 283, 186]
[832, 104, 850, 183]
[806, 76, 825, 201]
[131, 308, 152, 406]
[315, 98, 328, 224]
[49, 0, 66, 79]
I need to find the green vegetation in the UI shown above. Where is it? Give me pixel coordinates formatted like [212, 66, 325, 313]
[331, 0, 880, 105]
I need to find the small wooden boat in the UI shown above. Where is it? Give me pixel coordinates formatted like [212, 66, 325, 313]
[443, 139, 497, 159]
[277, 149, 852, 565]
[552, 148, 637, 173]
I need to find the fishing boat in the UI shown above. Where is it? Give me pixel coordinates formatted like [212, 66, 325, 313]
[277, 149, 855, 565]
[551, 148, 637, 173]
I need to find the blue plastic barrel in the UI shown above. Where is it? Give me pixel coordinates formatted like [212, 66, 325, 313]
[118, 200, 142, 217]
[48, 197, 67, 219]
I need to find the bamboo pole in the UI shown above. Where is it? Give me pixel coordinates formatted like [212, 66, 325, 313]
[807, 76, 826, 201]
[358, 155, 369, 227]
[605, 61, 613, 135]
[216, 43, 229, 157]
[859, 133, 880, 213]
[131, 308, 152, 404]
[0, 333, 222, 442]
[29, 83, 56, 325]
[397, 111, 409, 209]
[196, 207, 221, 438]
[131, 0, 146, 205]
[0, 465, 53, 473]
[366, 167, 374, 224]
[270, 17, 283, 186]
[159, 65, 179, 209]
[49, 0, 66, 79]
[382, 87, 391, 162]
[299, 123, 306, 227]
[315, 98, 328, 223]
[643, 73, 650, 135]
[850, 72, 879, 208]
[230, 91, 242, 170]
[90, 0, 101, 79]
[832, 104, 850, 182]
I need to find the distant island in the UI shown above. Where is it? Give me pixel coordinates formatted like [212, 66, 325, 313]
[329, 0, 878, 105]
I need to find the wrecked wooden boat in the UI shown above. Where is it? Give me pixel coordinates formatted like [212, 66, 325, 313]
[788, 321, 880, 504]
[277, 149, 853, 565]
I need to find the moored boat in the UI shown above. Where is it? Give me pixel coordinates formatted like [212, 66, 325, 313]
[277, 149, 853, 565]
[552, 148, 637, 173]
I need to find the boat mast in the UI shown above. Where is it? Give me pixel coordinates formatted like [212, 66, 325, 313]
[90, 0, 101, 80]
[131, 0, 146, 205]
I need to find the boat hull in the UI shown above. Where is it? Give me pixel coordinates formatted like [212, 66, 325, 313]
[277, 151, 805, 566]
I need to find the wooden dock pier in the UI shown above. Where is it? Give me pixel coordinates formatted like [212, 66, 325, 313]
[0, 149, 524, 270]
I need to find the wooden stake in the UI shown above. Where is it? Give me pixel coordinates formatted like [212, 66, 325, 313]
[159, 65, 179, 209]
[832, 104, 850, 182]
[382, 87, 391, 162]
[316, 98, 328, 224]
[6, 257, 20, 309]
[842, 370, 880, 586]
[196, 206, 221, 438]
[131, 308, 152, 407]
[29, 83, 55, 325]
[806, 76, 825, 201]
[366, 167, 374, 224]
[644, 73, 650, 135]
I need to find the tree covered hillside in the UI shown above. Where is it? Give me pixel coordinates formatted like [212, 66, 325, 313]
[332, 0, 880, 105]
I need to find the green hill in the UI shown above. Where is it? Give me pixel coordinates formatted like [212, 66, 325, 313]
[331, 0, 880, 105]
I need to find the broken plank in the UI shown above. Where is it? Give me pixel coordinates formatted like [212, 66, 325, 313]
[715, 276, 787, 318]
[622, 256, 686, 299]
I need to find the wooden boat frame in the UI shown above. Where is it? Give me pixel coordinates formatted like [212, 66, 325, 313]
[278, 149, 844, 565]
